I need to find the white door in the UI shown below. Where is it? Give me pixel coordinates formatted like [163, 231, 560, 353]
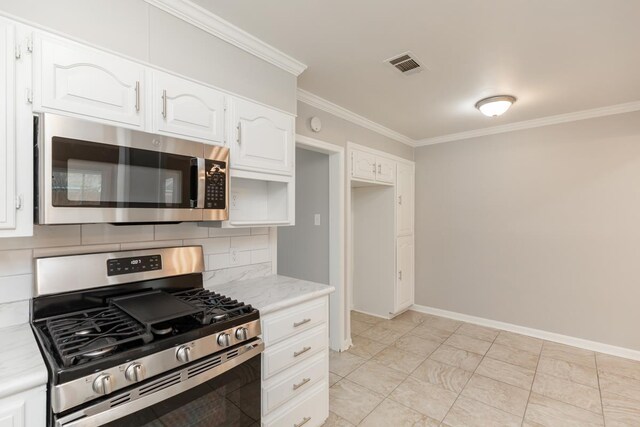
[152, 71, 225, 144]
[229, 97, 293, 175]
[351, 150, 376, 181]
[0, 21, 15, 232]
[396, 162, 414, 236]
[376, 157, 395, 183]
[395, 235, 414, 312]
[34, 34, 145, 128]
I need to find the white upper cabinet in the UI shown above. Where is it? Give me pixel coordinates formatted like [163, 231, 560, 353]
[151, 71, 226, 144]
[396, 162, 414, 236]
[395, 235, 415, 313]
[0, 20, 15, 232]
[228, 97, 294, 176]
[351, 149, 396, 184]
[351, 150, 377, 181]
[33, 34, 145, 128]
[376, 156, 395, 183]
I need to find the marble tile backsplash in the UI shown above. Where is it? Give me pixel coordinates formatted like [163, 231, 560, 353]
[0, 224, 274, 327]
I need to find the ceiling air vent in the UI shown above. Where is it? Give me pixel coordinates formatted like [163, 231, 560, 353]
[386, 52, 423, 75]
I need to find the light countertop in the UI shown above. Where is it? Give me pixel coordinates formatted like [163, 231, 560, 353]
[210, 275, 335, 315]
[0, 323, 48, 399]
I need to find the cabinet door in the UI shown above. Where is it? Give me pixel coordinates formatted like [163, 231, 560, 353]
[34, 34, 145, 128]
[152, 71, 225, 144]
[229, 97, 293, 175]
[376, 157, 395, 183]
[0, 21, 15, 232]
[0, 401, 24, 427]
[351, 150, 376, 181]
[395, 235, 414, 313]
[396, 162, 414, 236]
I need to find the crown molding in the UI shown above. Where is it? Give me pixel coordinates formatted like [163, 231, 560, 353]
[297, 89, 416, 147]
[417, 100, 640, 146]
[144, 0, 307, 76]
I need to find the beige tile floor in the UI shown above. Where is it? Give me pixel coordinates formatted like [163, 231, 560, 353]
[323, 310, 640, 427]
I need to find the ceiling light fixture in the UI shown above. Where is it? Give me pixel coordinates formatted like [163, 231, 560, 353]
[475, 95, 517, 117]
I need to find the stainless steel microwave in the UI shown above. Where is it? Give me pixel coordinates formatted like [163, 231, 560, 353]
[34, 113, 229, 224]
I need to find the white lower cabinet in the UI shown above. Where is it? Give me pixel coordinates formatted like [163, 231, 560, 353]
[261, 296, 329, 426]
[395, 235, 415, 313]
[0, 386, 46, 427]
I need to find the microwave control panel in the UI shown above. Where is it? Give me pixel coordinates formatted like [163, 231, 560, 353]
[205, 160, 226, 210]
[107, 255, 162, 276]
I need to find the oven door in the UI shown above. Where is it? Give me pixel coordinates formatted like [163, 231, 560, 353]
[37, 113, 206, 224]
[54, 340, 263, 427]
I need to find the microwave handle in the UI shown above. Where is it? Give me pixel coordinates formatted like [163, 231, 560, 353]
[190, 158, 205, 209]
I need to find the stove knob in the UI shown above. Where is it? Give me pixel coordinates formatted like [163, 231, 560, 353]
[93, 373, 114, 395]
[176, 345, 192, 363]
[125, 363, 146, 382]
[235, 327, 249, 341]
[217, 333, 231, 347]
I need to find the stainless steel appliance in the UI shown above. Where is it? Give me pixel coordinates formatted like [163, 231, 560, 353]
[35, 113, 229, 224]
[31, 246, 262, 426]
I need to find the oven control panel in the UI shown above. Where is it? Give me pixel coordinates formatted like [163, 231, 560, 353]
[204, 159, 226, 210]
[107, 255, 162, 276]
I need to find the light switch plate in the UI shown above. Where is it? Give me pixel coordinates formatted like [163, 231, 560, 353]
[314, 214, 321, 226]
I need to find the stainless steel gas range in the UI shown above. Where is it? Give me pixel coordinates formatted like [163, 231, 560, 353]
[30, 246, 263, 427]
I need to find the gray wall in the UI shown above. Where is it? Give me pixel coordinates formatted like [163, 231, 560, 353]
[0, 0, 297, 113]
[296, 101, 414, 161]
[415, 110, 640, 351]
[278, 148, 330, 284]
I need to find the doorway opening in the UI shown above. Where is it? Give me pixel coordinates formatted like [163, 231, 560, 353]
[277, 135, 346, 351]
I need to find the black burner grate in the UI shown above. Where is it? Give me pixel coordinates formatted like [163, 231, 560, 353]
[45, 306, 154, 367]
[173, 289, 255, 325]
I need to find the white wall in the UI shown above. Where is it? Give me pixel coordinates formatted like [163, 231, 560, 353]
[415, 110, 640, 351]
[278, 148, 330, 284]
[0, 0, 297, 113]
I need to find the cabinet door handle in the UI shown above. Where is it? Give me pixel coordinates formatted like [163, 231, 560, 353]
[292, 377, 311, 390]
[135, 81, 140, 112]
[378, 164, 382, 174]
[162, 89, 167, 119]
[236, 122, 242, 143]
[293, 346, 311, 357]
[293, 318, 311, 328]
[399, 270, 403, 280]
[398, 195, 403, 205]
[372, 163, 376, 173]
[294, 417, 311, 427]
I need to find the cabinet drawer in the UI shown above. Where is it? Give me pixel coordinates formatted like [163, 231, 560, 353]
[262, 351, 327, 416]
[262, 298, 327, 346]
[263, 325, 327, 380]
[262, 381, 328, 427]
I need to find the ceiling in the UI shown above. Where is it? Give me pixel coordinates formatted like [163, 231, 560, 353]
[192, 0, 640, 143]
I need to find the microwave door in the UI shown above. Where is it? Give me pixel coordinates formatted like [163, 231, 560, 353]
[38, 113, 207, 224]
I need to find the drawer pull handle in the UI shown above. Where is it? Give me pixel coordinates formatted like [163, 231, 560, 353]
[293, 318, 311, 328]
[294, 417, 311, 427]
[293, 346, 311, 357]
[292, 377, 311, 390]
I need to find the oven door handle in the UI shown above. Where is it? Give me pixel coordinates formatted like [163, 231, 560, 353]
[55, 339, 264, 427]
[191, 157, 205, 209]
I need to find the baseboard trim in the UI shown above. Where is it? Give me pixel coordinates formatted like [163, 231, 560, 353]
[352, 308, 391, 321]
[411, 304, 640, 361]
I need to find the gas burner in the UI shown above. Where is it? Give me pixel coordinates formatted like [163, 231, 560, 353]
[150, 323, 174, 336]
[79, 337, 118, 358]
[173, 289, 254, 325]
[45, 306, 153, 367]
